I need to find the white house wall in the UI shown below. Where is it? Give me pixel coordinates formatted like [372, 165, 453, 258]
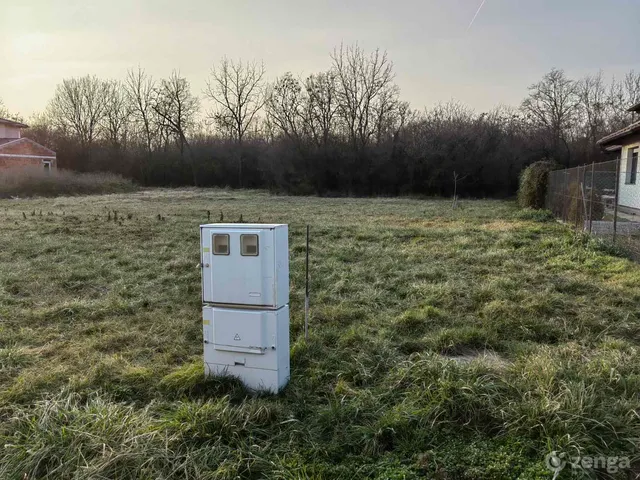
[618, 139, 640, 211]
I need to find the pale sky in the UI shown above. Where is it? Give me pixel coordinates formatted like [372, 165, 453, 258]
[1, 0, 639, 118]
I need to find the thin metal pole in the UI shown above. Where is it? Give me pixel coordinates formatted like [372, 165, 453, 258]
[580, 165, 588, 229]
[304, 225, 310, 340]
[580, 181, 588, 229]
[563, 170, 568, 223]
[575, 166, 581, 231]
[588, 162, 595, 234]
[613, 158, 620, 243]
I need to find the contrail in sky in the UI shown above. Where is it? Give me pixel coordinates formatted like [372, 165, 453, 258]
[467, 0, 487, 29]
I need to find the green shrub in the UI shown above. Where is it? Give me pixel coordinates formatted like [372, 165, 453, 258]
[517, 160, 559, 209]
[0, 167, 136, 198]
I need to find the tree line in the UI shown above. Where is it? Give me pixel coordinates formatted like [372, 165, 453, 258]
[4, 44, 640, 196]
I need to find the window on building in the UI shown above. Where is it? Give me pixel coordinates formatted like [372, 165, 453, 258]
[626, 147, 638, 185]
[42, 161, 52, 174]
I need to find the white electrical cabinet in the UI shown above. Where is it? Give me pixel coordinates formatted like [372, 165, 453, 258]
[202, 305, 290, 392]
[200, 224, 289, 308]
[199, 223, 290, 393]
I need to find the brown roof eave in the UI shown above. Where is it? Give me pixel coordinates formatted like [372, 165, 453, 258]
[0, 117, 29, 129]
[604, 145, 622, 152]
[627, 101, 640, 113]
[597, 121, 640, 146]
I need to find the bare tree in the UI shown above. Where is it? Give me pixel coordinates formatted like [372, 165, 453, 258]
[102, 80, 132, 148]
[606, 70, 640, 130]
[331, 44, 399, 154]
[372, 84, 403, 145]
[22, 111, 57, 155]
[623, 70, 640, 107]
[303, 71, 338, 147]
[152, 71, 200, 184]
[48, 75, 110, 156]
[125, 67, 158, 156]
[521, 68, 580, 164]
[205, 58, 266, 186]
[577, 71, 607, 154]
[205, 58, 266, 143]
[0, 99, 23, 122]
[266, 72, 305, 143]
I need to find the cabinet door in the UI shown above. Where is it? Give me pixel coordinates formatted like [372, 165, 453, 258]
[212, 308, 267, 355]
[202, 228, 275, 306]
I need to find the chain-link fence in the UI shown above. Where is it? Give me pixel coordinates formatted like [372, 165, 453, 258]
[546, 158, 640, 260]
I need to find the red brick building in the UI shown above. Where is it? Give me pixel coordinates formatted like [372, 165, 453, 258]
[0, 118, 56, 171]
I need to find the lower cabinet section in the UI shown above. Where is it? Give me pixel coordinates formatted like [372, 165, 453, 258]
[204, 362, 289, 393]
[202, 305, 290, 393]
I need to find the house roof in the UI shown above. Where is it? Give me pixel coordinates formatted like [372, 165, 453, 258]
[0, 118, 28, 129]
[628, 101, 640, 113]
[0, 137, 56, 156]
[597, 120, 640, 146]
[0, 138, 21, 147]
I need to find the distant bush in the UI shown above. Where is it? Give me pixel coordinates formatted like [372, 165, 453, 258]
[517, 160, 559, 209]
[0, 168, 137, 198]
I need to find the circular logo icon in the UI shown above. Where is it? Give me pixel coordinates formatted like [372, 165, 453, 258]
[545, 451, 566, 473]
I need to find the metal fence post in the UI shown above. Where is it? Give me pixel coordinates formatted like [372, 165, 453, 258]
[613, 157, 620, 243]
[574, 166, 581, 231]
[562, 170, 568, 222]
[588, 162, 595, 234]
[305, 225, 310, 340]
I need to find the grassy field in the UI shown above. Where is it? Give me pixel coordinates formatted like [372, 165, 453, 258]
[0, 189, 639, 479]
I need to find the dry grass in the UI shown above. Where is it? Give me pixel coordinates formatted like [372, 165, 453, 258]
[0, 167, 136, 198]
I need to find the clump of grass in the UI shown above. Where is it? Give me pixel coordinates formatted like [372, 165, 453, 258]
[0, 167, 136, 198]
[0, 346, 31, 383]
[158, 361, 248, 400]
[514, 208, 555, 222]
[0, 346, 31, 370]
[426, 326, 500, 355]
[0, 391, 169, 479]
[394, 306, 443, 334]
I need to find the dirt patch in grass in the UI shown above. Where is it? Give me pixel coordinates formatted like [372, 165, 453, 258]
[442, 347, 511, 369]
